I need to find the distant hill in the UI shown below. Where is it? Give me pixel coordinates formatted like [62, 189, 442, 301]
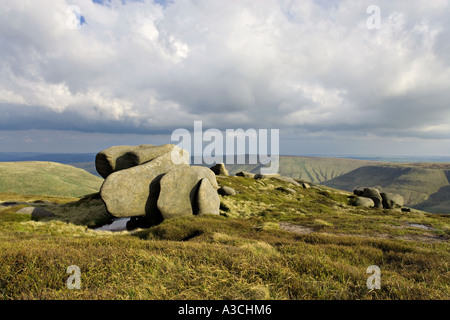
[322, 164, 450, 209]
[227, 158, 450, 214]
[0, 162, 103, 198]
[0, 152, 96, 164]
[226, 156, 382, 183]
[69, 162, 100, 177]
[2, 152, 449, 214]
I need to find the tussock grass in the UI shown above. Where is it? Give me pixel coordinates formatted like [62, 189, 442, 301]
[0, 174, 448, 300]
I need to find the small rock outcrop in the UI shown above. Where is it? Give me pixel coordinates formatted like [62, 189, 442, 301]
[381, 192, 404, 209]
[218, 186, 237, 196]
[354, 197, 375, 208]
[361, 187, 383, 208]
[353, 187, 405, 210]
[236, 171, 256, 178]
[271, 176, 301, 186]
[254, 173, 281, 179]
[210, 163, 229, 176]
[353, 188, 364, 196]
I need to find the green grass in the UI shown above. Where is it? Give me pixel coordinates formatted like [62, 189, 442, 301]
[0, 175, 448, 300]
[0, 162, 103, 197]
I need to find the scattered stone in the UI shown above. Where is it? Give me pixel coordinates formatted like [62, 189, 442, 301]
[353, 188, 364, 196]
[100, 145, 189, 218]
[361, 187, 383, 208]
[210, 163, 229, 176]
[381, 192, 404, 209]
[16, 207, 55, 218]
[157, 166, 219, 220]
[236, 171, 255, 178]
[197, 178, 220, 215]
[271, 176, 301, 186]
[354, 196, 375, 208]
[1, 201, 19, 207]
[218, 186, 237, 196]
[302, 183, 311, 189]
[276, 187, 296, 194]
[254, 173, 281, 179]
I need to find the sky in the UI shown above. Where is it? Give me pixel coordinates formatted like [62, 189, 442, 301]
[1, 0, 450, 156]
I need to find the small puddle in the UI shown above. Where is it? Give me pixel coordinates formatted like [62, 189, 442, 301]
[94, 218, 130, 232]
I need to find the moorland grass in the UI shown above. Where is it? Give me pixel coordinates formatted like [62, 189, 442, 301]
[0, 175, 448, 300]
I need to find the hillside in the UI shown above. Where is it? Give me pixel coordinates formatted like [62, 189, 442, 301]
[322, 164, 450, 213]
[227, 158, 450, 214]
[226, 156, 381, 183]
[0, 162, 103, 198]
[0, 173, 448, 300]
[16, 156, 450, 214]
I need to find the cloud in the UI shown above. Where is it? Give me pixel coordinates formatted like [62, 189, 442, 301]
[0, 0, 449, 143]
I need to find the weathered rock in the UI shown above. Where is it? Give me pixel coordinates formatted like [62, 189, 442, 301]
[361, 187, 383, 208]
[302, 183, 311, 189]
[210, 163, 229, 176]
[236, 171, 255, 178]
[100, 145, 189, 218]
[381, 192, 404, 209]
[157, 166, 219, 220]
[276, 186, 296, 194]
[197, 178, 220, 215]
[16, 207, 55, 218]
[354, 196, 375, 208]
[353, 188, 364, 196]
[272, 176, 301, 186]
[218, 186, 237, 196]
[95, 144, 177, 178]
[254, 173, 281, 179]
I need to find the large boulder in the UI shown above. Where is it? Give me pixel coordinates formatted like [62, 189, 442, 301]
[361, 187, 383, 208]
[210, 163, 229, 176]
[100, 145, 189, 219]
[95, 144, 177, 179]
[354, 196, 375, 208]
[157, 166, 219, 220]
[197, 178, 220, 215]
[381, 192, 404, 209]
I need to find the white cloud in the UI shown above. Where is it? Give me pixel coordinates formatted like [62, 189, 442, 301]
[0, 0, 449, 147]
